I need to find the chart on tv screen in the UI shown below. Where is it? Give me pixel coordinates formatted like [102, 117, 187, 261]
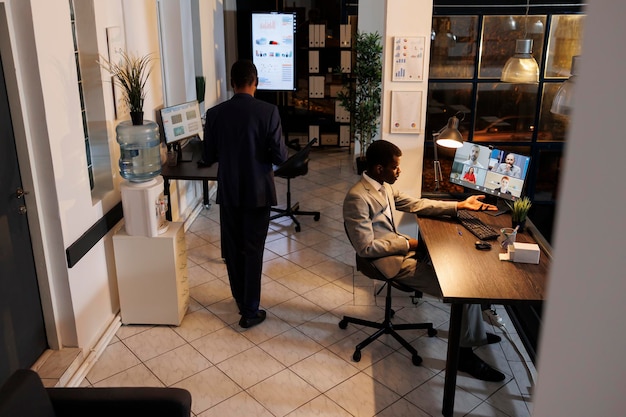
[251, 12, 296, 91]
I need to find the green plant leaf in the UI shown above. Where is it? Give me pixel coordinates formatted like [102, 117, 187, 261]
[98, 51, 155, 114]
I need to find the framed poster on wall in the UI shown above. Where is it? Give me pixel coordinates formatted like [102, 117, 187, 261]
[392, 36, 425, 82]
[390, 91, 423, 134]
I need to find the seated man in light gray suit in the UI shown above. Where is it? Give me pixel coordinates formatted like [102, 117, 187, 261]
[343, 140, 505, 382]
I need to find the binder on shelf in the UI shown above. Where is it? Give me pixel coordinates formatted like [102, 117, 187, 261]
[309, 125, 320, 146]
[318, 24, 326, 47]
[340, 50, 352, 73]
[308, 76, 324, 98]
[309, 24, 316, 47]
[308, 50, 319, 73]
[335, 100, 350, 122]
[339, 125, 351, 147]
[340, 24, 352, 47]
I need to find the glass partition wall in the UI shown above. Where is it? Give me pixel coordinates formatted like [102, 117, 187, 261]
[424, 6, 585, 243]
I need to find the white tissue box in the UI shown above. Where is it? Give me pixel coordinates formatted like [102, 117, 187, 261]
[508, 242, 540, 264]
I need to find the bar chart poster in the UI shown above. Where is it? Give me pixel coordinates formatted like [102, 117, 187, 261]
[390, 91, 423, 134]
[392, 36, 425, 82]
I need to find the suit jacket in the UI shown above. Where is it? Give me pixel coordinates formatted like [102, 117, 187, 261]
[343, 176, 457, 278]
[203, 93, 288, 208]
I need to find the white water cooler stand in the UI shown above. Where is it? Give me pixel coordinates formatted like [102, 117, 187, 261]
[120, 176, 169, 237]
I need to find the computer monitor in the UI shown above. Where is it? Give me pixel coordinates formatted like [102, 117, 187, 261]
[160, 100, 203, 162]
[449, 142, 531, 211]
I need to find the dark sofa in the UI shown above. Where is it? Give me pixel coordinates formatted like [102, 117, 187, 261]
[0, 369, 191, 417]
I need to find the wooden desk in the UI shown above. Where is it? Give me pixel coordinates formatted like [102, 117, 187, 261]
[416, 212, 549, 417]
[160, 142, 218, 221]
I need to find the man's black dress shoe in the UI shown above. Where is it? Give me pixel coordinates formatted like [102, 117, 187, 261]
[239, 310, 266, 328]
[486, 332, 501, 344]
[458, 350, 505, 382]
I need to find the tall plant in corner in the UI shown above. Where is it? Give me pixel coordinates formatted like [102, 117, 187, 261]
[99, 51, 154, 125]
[337, 31, 383, 168]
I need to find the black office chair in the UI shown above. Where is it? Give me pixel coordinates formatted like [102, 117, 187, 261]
[270, 138, 321, 232]
[339, 225, 437, 366]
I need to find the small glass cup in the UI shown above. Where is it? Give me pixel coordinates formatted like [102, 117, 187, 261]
[499, 227, 517, 249]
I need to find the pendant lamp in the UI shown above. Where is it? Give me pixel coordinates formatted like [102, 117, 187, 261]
[501, 0, 539, 83]
[551, 56, 579, 117]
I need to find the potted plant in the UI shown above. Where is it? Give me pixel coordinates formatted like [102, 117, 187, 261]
[337, 31, 383, 173]
[511, 196, 532, 232]
[99, 51, 161, 182]
[99, 51, 154, 125]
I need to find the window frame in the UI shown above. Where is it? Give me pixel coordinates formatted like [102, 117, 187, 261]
[425, 2, 585, 242]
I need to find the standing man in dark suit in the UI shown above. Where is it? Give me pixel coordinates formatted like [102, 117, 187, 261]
[202, 60, 288, 328]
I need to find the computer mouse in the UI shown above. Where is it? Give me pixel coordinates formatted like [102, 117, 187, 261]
[475, 241, 492, 250]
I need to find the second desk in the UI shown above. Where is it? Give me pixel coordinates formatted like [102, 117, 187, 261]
[160, 143, 218, 221]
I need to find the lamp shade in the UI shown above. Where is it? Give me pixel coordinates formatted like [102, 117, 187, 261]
[501, 39, 539, 83]
[551, 56, 579, 116]
[436, 116, 464, 148]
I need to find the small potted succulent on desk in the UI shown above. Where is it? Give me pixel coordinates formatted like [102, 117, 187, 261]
[511, 196, 532, 232]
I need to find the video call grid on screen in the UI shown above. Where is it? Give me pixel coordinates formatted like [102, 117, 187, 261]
[160, 100, 203, 145]
[449, 142, 531, 201]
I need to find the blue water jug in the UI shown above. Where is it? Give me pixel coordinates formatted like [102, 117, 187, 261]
[116, 120, 162, 182]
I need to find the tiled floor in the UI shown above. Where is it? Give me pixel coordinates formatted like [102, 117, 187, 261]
[81, 147, 536, 416]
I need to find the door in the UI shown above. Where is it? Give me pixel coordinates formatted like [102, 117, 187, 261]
[0, 51, 48, 384]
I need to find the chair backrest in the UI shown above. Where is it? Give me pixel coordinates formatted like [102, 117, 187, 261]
[274, 138, 317, 178]
[344, 222, 416, 293]
[0, 369, 56, 417]
[343, 222, 387, 282]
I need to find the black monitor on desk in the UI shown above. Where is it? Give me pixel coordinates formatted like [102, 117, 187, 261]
[449, 142, 531, 214]
[160, 100, 203, 163]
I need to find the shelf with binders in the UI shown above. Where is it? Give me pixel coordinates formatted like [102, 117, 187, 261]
[284, 22, 354, 149]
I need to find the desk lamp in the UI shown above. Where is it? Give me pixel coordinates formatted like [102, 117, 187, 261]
[501, 0, 539, 84]
[433, 112, 464, 191]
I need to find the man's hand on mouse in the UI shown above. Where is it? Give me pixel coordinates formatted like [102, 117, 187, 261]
[457, 195, 497, 212]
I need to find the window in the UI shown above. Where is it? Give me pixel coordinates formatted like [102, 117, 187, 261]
[70, 0, 116, 198]
[423, 6, 585, 242]
[69, 0, 94, 189]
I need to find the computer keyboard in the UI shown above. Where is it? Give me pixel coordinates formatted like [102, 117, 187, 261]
[456, 210, 500, 241]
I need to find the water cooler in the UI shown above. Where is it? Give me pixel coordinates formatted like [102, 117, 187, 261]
[117, 119, 168, 237]
[120, 177, 169, 236]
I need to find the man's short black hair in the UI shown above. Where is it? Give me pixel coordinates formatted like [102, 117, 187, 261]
[366, 140, 402, 169]
[230, 60, 258, 89]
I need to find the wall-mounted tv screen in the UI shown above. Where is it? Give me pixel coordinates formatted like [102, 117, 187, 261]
[251, 11, 296, 91]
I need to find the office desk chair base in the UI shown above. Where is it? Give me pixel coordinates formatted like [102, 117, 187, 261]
[338, 282, 437, 366]
[270, 195, 320, 233]
[270, 138, 321, 232]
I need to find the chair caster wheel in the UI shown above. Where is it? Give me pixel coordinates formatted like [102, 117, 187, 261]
[412, 354, 423, 366]
[353, 350, 362, 362]
[295, 225, 301, 232]
[427, 328, 438, 337]
[314, 213, 320, 221]
[338, 319, 348, 329]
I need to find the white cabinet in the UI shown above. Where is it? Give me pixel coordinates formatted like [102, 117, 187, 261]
[113, 222, 189, 325]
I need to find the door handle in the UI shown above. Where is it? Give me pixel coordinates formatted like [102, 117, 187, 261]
[18, 206, 27, 215]
[16, 188, 30, 199]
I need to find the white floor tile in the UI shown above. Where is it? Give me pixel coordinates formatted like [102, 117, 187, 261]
[80, 148, 534, 417]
